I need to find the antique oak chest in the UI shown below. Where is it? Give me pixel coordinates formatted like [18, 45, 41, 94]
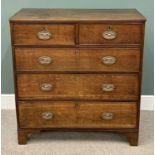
[9, 9, 146, 145]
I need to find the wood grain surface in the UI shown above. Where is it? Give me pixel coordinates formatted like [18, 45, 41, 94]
[18, 101, 137, 128]
[10, 9, 146, 22]
[13, 24, 75, 45]
[15, 48, 141, 72]
[17, 74, 139, 100]
[79, 24, 142, 45]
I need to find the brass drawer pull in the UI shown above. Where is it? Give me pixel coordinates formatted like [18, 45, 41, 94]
[102, 26, 117, 40]
[102, 84, 115, 92]
[37, 26, 52, 40]
[102, 56, 116, 65]
[38, 56, 53, 65]
[101, 112, 114, 120]
[40, 83, 53, 91]
[42, 112, 53, 120]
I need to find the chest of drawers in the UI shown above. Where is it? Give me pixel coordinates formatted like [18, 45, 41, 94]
[9, 9, 146, 145]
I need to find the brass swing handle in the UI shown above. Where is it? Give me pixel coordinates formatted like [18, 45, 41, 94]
[101, 56, 117, 65]
[101, 112, 115, 120]
[42, 112, 54, 120]
[40, 83, 53, 91]
[102, 84, 115, 92]
[38, 56, 53, 65]
[37, 26, 52, 40]
[102, 26, 117, 40]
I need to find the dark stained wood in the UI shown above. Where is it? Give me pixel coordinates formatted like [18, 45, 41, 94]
[18, 101, 137, 129]
[10, 9, 146, 23]
[10, 25, 21, 129]
[15, 48, 141, 72]
[9, 9, 146, 145]
[136, 24, 146, 131]
[79, 24, 142, 45]
[17, 74, 139, 100]
[13, 24, 75, 45]
[126, 132, 139, 146]
[18, 130, 28, 144]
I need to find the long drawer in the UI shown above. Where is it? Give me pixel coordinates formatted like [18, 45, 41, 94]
[12, 24, 75, 45]
[17, 74, 139, 100]
[79, 24, 142, 45]
[15, 48, 141, 72]
[18, 101, 137, 129]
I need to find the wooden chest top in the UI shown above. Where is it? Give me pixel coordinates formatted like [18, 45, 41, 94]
[10, 8, 146, 23]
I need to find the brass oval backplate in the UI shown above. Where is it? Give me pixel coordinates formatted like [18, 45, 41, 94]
[40, 83, 53, 91]
[102, 84, 115, 92]
[101, 56, 116, 65]
[37, 26, 52, 40]
[101, 112, 114, 120]
[38, 56, 53, 65]
[42, 112, 53, 120]
[102, 26, 117, 40]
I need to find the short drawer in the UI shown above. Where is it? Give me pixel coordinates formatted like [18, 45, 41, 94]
[15, 48, 140, 72]
[17, 74, 139, 100]
[18, 101, 137, 129]
[12, 24, 75, 45]
[79, 24, 142, 45]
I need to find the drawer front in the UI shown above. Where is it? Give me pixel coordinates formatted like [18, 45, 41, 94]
[17, 74, 139, 100]
[15, 48, 140, 72]
[79, 24, 142, 45]
[13, 24, 75, 45]
[18, 101, 137, 129]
